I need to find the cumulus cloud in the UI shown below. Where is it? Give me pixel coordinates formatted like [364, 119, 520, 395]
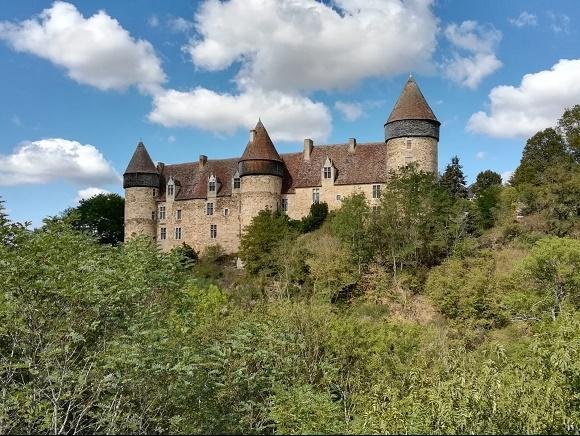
[476, 151, 486, 159]
[186, 0, 438, 92]
[335, 101, 363, 122]
[149, 87, 331, 141]
[76, 187, 111, 203]
[0, 1, 165, 92]
[443, 21, 502, 89]
[509, 11, 537, 28]
[467, 59, 580, 138]
[501, 170, 514, 184]
[547, 12, 570, 34]
[0, 138, 120, 186]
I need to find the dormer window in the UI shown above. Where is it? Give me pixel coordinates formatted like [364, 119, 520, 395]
[167, 184, 174, 196]
[233, 177, 240, 189]
[166, 177, 177, 200]
[321, 157, 335, 182]
[324, 167, 332, 179]
[208, 181, 216, 192]
[208, 173, 220, 197]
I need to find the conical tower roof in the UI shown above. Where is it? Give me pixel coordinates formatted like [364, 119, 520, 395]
[124, 142, 158, 174]
[386, 76, 439, 124]
[240, 120, 282, 162]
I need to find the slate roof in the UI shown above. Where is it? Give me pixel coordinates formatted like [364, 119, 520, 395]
[124, 142, 158, 174]
[157, 141, 388, 200]
[386, 76, 438, 124]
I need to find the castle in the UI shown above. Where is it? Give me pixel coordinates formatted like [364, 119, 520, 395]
[123, 76, 440, 253]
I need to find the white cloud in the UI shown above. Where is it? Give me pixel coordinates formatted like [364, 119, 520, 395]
[147, 14, 159, 28]
[0, 138, 120, 186]
[75, 187, 111, 203]
[148, 87, 332, 142]
[335, 101, 363, 122]
[167, 135, 176, 143]
[186, 0, 438, 92]
[11, 115, 21, 126]
[443, 20, 502, 89]
[467, 59, 580, 138]
[509, 11, 537, 28]
[548, 12, 570, 34]
[0, 1, 165, 92]
[501, 170, 513, 184]
[169, 17, 193, 33]
[476, 151, 486, 159]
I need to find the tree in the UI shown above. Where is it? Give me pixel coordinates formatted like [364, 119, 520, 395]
[440, 156, 468, 199]
[300, 201, 328, 233]
[473, 170, 502, 196]
[64, 193, 125, 245]
[557, 104, 580, 162]
[511, 128, 570, 187]
[239, 210, 297, 276]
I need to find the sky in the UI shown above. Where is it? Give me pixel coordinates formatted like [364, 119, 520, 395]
[0, 0, 579, 226]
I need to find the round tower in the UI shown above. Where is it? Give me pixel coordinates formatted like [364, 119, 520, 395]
[238, 120, 284, 230]
[384, 75, 440, 174]
[123, 141, 159, 241]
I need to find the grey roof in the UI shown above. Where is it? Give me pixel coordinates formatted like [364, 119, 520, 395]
[124, 142, 158, 174]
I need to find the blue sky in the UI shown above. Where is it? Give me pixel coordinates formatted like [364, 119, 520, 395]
[1, 0, 579, 226]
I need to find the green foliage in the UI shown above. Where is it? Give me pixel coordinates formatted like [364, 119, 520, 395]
[557, 104, 580, 161]
[300, 201, 328, 233]
[171, 242, 199, 268]
[440, 155, 468, 199]
[473, 169, 502, 195]
[239, 210, 297, 277]
[476, 185, 502, 230]
[64, 193, 125, 245]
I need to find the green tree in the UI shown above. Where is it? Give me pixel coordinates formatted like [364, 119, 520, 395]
[300, 201, 328, 233]
[557, 104, 580, 162]
[239, 209, 297, 276]
[64, 193, 125, 245]
[473, 170, 502, 195]
[440, 155, 468, 199]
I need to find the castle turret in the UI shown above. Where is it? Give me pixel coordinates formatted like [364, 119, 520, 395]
[385, 75, 440, 173]
[123, 142, 159, 240]
[238, 120, 284, 229]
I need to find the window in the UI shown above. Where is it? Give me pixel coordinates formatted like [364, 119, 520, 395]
[167, 184, 174, 196]
[336, 194, 342, 202]
[158, 206, 166, 220]
[323, 167, 332, 179]
[223, 208, 229, 216]
[206, 202, 214, 216]
[153, 188, 157, 197]
[233, 177, 241, 189]
[372, 184, 381, 199]
[176, 209, 182, 220]
[160, 227, 166, 240]
[281, 198, 288, 212]
[312, 188, 320, 204]
[405, 156, 413, 164]
[406, 139, 412, 149]
[175, 227, 182, 240]
[151, 211, 156, 220]
[208, 181, 216, 192]
[210, 224, 217, 239]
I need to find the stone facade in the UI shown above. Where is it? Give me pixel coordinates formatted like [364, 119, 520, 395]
[123, 76, 441, 255]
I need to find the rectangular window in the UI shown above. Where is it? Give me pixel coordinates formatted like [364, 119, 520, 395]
[151, 211, 156, 220]
[210, 224, 217, 239]
[160, 227, 166, 240]
[175, 227, 182, 240]
[208, 181, 216, 192]
[176, 209, 182, 220]
[323, 167, 332, 179]
[336, 194, 342, 202]
[405, 156, 413, 164]
[153, 188, 157, 197]
[223, 208, 229, 216]
[312, 188, 320, 204]
[158, 206, 166, 220]
[281, 198, 288, 212]
[233, 177, 241, 189]
[406, 139, 412, 149]
[206, 202, 214, 215]
[167, 184, 174, 196]
[372, 184, 381, 199]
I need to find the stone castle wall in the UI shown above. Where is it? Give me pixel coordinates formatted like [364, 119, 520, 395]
[125, 186, 157, 240]
[239, 175, 282, 229]
[386, 136, 437, 174]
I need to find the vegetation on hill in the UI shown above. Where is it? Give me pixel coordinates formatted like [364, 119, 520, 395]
[0, 107, 579, 434]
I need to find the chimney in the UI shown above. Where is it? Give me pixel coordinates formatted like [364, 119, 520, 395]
[199, 155, 207, 168]
[304, 138, 313, 161]
[348, 138, 356, 154]
[249, 129, 256, 142]
[156, 162, 165, 173]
